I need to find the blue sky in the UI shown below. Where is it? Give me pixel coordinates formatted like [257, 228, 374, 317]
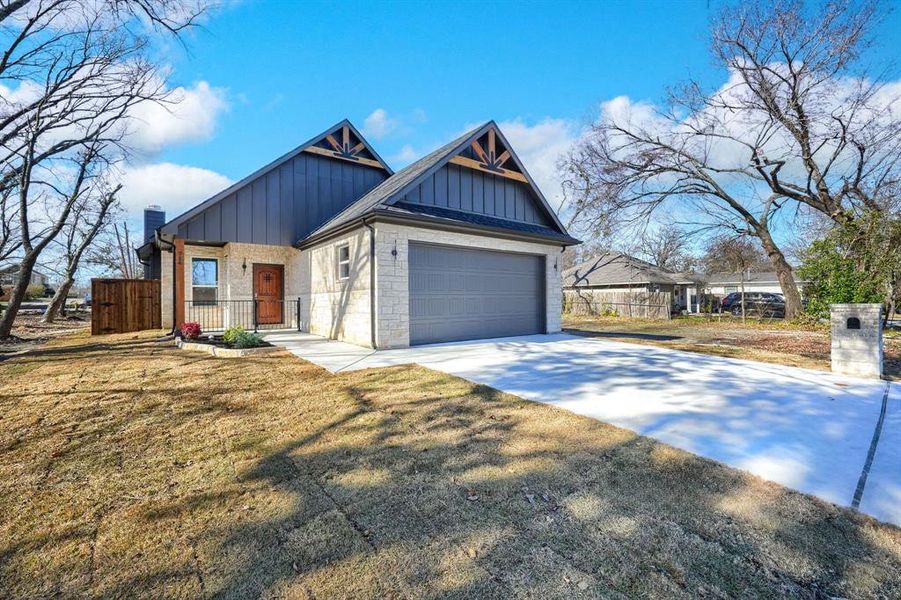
[123, 0, 901, 227]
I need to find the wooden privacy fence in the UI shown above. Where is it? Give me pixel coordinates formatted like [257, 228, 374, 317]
[563, 289, 672, 320]
[91, 278, 161, 335]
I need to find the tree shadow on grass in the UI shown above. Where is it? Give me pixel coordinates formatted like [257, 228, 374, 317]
[565, 327, 684, 342]
[129, 366, 901, 599]
[4, 335, 900, 599]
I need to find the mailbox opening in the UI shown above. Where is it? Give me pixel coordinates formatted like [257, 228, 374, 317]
[846, 317, 861, 330]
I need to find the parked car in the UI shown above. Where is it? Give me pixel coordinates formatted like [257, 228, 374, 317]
[720, 291, 785, 318]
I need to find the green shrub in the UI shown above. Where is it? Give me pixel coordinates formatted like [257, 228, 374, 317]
[222, 325, 246, 344]
[25, 284, 46, 300]
[600, 306, 619, 317]
[233, 330, 264, 349]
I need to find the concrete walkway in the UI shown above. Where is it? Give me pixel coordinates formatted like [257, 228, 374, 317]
[264, 331, 900, 526]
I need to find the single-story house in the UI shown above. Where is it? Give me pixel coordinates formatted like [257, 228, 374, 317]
[137, 119, 579, 348]
[1, 265, 51, 300]
[562, 252, 698, 317]
[702, 271, 808, 296]
[0, 265, 50, 288]
[563, 253, 809, 316]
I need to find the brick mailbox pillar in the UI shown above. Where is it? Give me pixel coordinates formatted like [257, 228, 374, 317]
[830, 303, 883, 379]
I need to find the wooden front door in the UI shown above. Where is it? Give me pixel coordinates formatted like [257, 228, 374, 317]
[253, 264, 284, 325]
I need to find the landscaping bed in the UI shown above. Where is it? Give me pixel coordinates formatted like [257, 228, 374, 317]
[176, 334, 277, 358]
[175, 323, 275, 358]
[1, 330, 899, 598]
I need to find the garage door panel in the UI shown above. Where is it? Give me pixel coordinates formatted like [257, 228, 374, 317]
[408, 243, 545, 345]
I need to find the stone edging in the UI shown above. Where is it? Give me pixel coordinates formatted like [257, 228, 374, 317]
[176, 338, 279, 358]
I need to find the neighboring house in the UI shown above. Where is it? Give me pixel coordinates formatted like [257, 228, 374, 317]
[0, 265, 50, 288]
[563, 253, 809, 317]
[137, 119, 579, 348]
[702, 271, 808, 297]
[562, 252, 697, 318]
[1, 266, 50, 300]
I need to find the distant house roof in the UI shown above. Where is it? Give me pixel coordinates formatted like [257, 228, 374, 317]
[0, 265, 47, 277]
[702, 271, 808, 285]
[563, 253, 696, 288]
[0, 265, 49, 283]
[300, 121, 578, 247]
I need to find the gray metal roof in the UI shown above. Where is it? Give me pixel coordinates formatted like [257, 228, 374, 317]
[563, 252, 692, 287]
[301, 121, 575, 245]
[386, 202, 576, 242]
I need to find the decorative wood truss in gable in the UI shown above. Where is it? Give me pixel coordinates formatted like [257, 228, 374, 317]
[304, 124, 385, 169]
[448, 127, 529, 183]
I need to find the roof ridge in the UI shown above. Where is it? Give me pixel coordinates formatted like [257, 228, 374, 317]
[160, 118, 391, 234]
[300, 122, 491, 242]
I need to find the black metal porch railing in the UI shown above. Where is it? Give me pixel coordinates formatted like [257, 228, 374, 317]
[183, 298, 305, 333]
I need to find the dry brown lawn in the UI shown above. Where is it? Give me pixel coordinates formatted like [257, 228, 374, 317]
[564, 314, 901, 379]
[1, 331, 900, 598]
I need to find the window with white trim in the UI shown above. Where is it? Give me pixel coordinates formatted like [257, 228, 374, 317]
[337, 244, 350, 280]
[191, 258, 218, 306]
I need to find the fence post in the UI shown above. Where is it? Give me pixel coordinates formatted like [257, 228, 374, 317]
[253, 299, 259, 333]
[296, 297, 302, 332]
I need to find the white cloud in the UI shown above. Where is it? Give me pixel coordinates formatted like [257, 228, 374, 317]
[496, 117, 580, 210]
[392, 144, 419, 165]
[117, 162, 233, 217]
[126, 80, 229, 155]
[362, 107, 427, 140]
[363, 108, 398, 139]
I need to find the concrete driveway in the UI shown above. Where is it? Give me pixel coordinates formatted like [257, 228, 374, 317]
[265, 331, 900, 526]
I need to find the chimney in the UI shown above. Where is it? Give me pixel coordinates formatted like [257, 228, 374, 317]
[143, 205, 165, 243]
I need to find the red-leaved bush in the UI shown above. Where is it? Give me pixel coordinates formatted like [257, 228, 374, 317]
[180, 322, 201, 340]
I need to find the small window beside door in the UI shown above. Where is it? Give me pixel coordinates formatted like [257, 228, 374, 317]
[337, 244, 350, 280]
[192, 258, 218, 306]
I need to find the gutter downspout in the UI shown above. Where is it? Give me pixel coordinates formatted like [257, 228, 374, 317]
[156, 231, 177, 335]
[363, 219, 377, 350]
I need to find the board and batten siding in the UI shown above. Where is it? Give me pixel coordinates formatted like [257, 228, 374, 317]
[176, 153, 388, 245]
[396, 163, 552, 226]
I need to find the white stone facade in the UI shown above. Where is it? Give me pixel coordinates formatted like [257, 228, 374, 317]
[303, 228, 373, 348]
[161, 224, 564, 349]
[830, 303, 883, 379]
[162, 242, 303, 331]
[369, 222, 563, 349]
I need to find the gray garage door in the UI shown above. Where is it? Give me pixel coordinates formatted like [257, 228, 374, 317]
[409, 243, 545, 345]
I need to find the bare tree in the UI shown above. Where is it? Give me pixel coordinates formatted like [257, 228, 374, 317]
[700, 235, 769, 275]
[561, 0, 900, 318]
[42, 182, 120, 322]
[0, 0, 206, 338]
[86, 219, 139, 278]
[634, 224, 693, 272]
[705, 235, 766, 321]
[0, 183, 18, 263]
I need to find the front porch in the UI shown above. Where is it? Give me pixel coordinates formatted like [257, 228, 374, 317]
[166, 239, 306, 332]
[183, 298, 305, 333]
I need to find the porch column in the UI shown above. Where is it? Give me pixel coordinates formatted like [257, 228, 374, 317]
[174, 238, 185, 329]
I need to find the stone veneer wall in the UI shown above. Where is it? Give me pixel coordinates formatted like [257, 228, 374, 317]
[830, 303, 883, 379]
[303, 228, 372, 347]
[160, 242, 303, 330]
[160, 247, 174, 328]
[372, 222, 564, 349]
